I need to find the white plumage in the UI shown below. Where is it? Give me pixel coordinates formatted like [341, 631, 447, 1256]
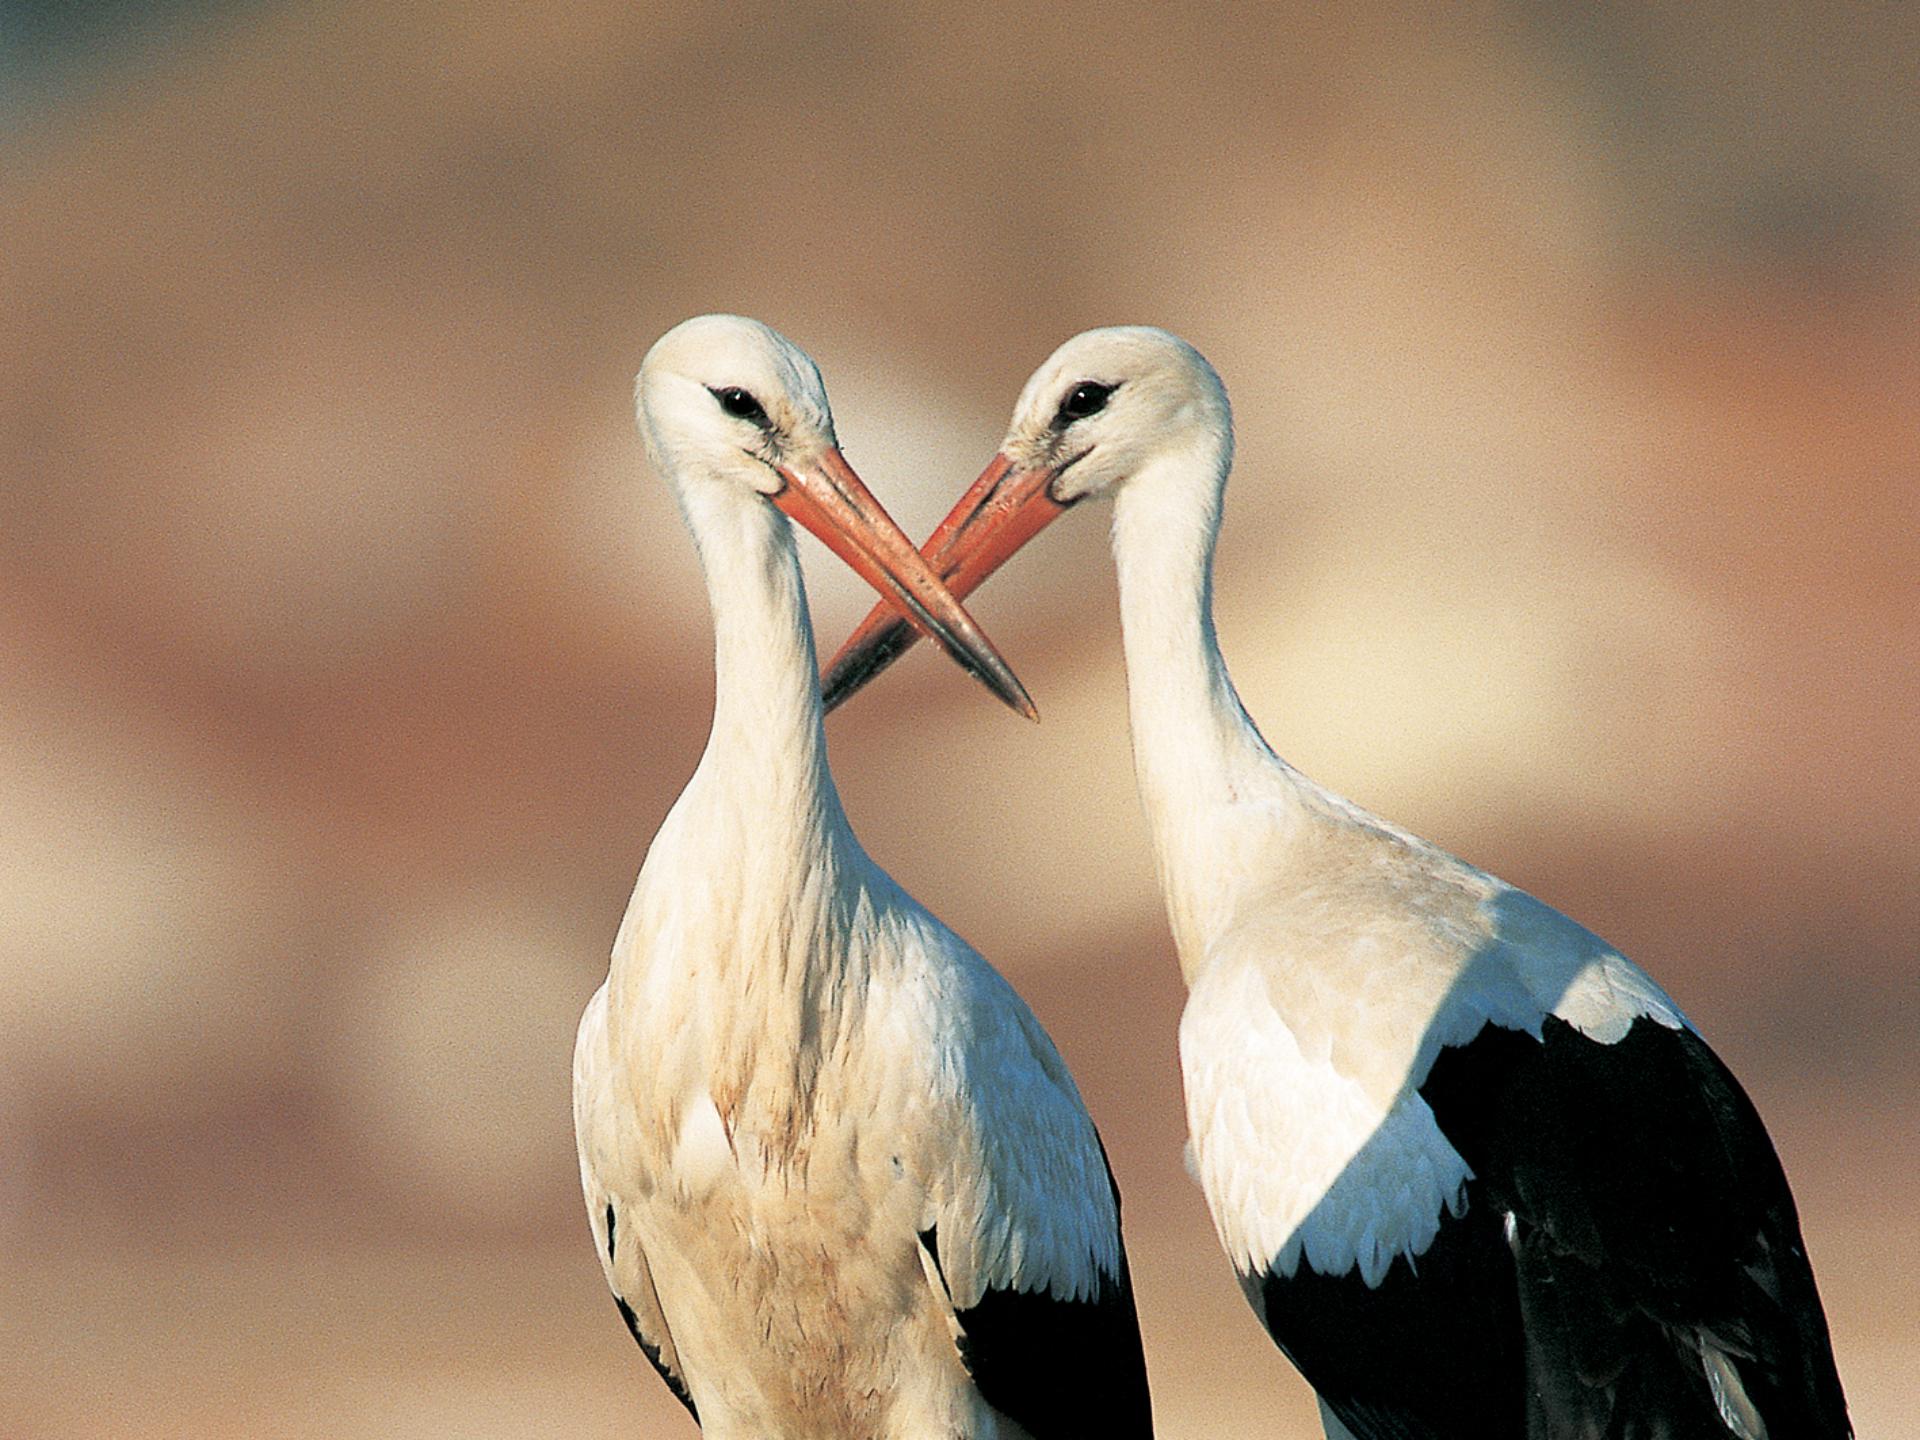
[823, 325, 1850, 1440]
[574, 315, 1151, 1439]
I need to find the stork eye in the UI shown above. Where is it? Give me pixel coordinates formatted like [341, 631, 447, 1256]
[1055, 381, 1116, 426]
[710, 386, 771, 427]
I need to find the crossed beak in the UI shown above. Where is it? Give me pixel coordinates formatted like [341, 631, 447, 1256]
[820, 452, 1072, 713]
[772, 447, 1037, 721]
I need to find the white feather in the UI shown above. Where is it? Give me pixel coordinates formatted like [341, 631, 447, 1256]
[1702, 1337, 1768, 1440]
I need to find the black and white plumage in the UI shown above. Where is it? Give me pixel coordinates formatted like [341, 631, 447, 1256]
[821, 326, 1851, 1439]
[573, 315, 1152, 1438]
[1188, 882, 1848, 1440]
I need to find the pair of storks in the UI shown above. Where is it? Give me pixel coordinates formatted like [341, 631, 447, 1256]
[571, 315, 1851, 1439]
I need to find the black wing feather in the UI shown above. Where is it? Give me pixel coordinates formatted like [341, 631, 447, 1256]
[1249, 1016, 1848, 1440]
[1249, 1192, 1525, 1440]
[922, 1143, 1154, 1439]
[1421, 1015, 1851, 1439]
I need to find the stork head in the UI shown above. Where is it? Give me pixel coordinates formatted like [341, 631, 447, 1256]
[998, 326, 1231, 506]
[821, 326, 1231, 712]
[637, 314, 1035, 720]
[638, 313, 838, 494]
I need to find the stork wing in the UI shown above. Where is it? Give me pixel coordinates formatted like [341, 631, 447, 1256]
[1189, 891, 1848, 1440]
[582, 1189, 698, 1422]
[573, 984, 698, 1425]
[1200, 972, 1524, 1440]
[921, 1137, 1152, 1439]
[918, 961, 1154, 1439]
[1235, 1013, 1851, 1440]
[1420, 1013, 1851, 1440]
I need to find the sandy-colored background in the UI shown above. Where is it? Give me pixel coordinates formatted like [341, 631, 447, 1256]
[3, 3, 1915, 1436]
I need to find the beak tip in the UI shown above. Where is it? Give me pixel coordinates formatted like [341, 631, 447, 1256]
[988, 672, 1040, 723]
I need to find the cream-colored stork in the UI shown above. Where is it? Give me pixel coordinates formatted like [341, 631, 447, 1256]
[572, 316, 1153, 1440]
[823, 327, 1851, 1440]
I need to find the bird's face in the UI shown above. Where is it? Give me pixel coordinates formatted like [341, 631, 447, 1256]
[820, 327, 1230, 712]
[638, 313, 839, 496]
[637, 314, 1034, 719]
[1000, 326, 1230, 506]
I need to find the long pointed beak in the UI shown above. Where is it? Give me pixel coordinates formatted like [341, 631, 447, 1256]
[773, 447, 1037, 721]
[821, 452, 1070, 713]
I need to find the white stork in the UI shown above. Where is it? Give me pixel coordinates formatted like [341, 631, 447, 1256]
[822, 326, 1852, 1439]
[573, 315, 1153, 1439]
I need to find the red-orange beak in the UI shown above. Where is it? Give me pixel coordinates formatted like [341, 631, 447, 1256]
[773, 447, 1037, 721]
[820, 451, 1071, 713]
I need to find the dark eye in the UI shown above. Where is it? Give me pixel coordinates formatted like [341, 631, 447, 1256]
[1055, 381, 1116, 426]
[709, 386, 771, 427]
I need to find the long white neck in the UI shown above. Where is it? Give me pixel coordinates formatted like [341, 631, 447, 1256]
[1110, 445, 1307, 980]
[618, 476, 857, 1016]
[611, 476, 867, 1131]
[677, 476, 849, 883]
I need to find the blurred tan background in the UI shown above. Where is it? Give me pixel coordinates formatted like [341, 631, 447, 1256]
[2, 2, 1915, 1436]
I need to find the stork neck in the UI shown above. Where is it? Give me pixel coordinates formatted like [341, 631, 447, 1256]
[681, 479, 844, 867]
[608, 477, 862, 1121]
[1110, 453, 1292, 975]
[1112, 453, 1266, 805]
